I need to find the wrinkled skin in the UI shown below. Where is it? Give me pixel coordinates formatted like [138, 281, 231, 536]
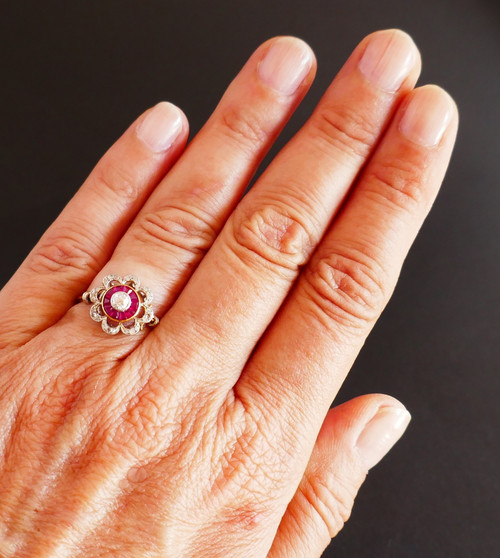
[0, 30, 457, 557]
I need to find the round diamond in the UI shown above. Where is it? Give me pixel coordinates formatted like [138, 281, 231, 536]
[102, 285, 140, 321]
[110, 291, 132, 312]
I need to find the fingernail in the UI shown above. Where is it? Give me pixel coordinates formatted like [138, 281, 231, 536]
[358, 30, 416, 92]
[355, 405, 411, 470]
[399, 86, 454, 147]
[258, 37, 313, 95]
[136, 102, 183, 152]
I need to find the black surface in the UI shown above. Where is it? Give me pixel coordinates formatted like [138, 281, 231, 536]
[1, 1, 499, 556]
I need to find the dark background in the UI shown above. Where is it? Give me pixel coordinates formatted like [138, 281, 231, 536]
[1, 1, 499, 556]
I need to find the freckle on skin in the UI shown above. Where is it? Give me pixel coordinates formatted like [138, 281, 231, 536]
[224, 505, 264, 531]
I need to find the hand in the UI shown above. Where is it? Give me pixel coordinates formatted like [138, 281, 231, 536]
[0, 29, 457, 557]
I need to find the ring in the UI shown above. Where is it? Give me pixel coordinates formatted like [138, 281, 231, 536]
[81, 275, 159, 335]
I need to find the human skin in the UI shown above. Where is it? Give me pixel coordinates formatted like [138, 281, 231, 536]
[0, 29, 457, 557]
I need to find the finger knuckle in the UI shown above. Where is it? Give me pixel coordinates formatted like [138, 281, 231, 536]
[28, 228, 101, 276]
[229, 204, 315, 273]
[219, 501, 269, 534]
[312, 103, 376, 163]
[115, 364, 214, 459]
[115, 394, 170, 458]
[365, 156, 428, 211]
[302, 245, 387, 330]
[219, 104, 268, 151]
[300, 470, 359, 538]
[132, 204, 216, 258]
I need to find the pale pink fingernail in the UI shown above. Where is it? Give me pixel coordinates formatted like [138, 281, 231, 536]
[136, 102, 183, 153]
[355, 405, 411, 470]
[399, 86, 454, 147]
[358, 30, 417, 92]
[258, 37, 314, 95]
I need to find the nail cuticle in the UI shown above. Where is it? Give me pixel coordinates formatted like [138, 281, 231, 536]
[136, 102, 183, 153]
[399, 86, 454, 147]
[355, 405, 412, 470]
[258, 38, 313, 96]
[358, 30, 417, 93]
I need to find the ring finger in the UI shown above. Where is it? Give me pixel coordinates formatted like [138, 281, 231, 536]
[66, 36, 317, 342]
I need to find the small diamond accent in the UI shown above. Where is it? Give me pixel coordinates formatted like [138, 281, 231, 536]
[90, 303, 104, 322]
[103, 274, 122, 288]
[140, 286, 153, 304]
[123, 275, 140, 289]
[89, 287, 104, 303]
[121, 321, 141, 335]
[140, 307, 154, 324]
[102, 320, 120, 335]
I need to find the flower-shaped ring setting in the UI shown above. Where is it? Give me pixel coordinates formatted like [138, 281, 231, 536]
[81, 275, 159, 335]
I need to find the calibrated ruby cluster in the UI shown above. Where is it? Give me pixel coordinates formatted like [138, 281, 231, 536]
[86, 275, 155, 335]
